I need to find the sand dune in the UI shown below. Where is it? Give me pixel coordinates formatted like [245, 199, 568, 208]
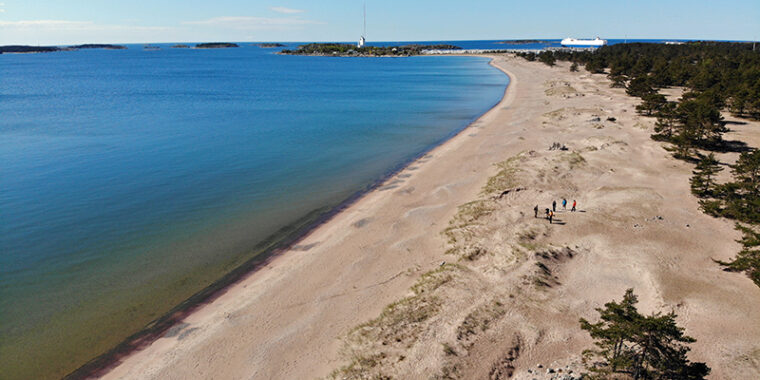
[102, 56, 760, 380]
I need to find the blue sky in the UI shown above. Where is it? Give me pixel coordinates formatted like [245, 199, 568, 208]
[0, 0, 758, 45]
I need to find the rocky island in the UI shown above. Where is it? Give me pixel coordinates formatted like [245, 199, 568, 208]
[171, 44, 190, 48]
[195, 43, 239, 49]
[280, 43, 461, 57]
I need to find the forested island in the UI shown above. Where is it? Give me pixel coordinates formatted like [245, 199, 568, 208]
[195, 43, 239, 49]
[69, 44, 127, 50]
[280, 43, 461, 57]
[171, 44, 190, 48]
[1, 44, 126, 54]
[497, 39, 548, 44]
[0, 45, 61, 54]
[519, 41, 760, 287]
[256, 43, 286, 48]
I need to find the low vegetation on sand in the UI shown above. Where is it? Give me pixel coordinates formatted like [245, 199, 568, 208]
[280, 43, 461, 57]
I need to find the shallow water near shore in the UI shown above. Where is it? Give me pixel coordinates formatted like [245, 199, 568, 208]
[0, 43, 508, 378]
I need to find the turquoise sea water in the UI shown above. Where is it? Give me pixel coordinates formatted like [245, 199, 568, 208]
[0, 43, 508, 378]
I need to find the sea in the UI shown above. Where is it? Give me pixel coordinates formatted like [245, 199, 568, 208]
[0, 38, 680, 379]
[0, 40, 512, 379]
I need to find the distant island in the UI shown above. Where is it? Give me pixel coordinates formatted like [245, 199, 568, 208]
[1, 44, 126, 54]
[256, 43, 286, 48]
[496, 39, 549, 44]
[69, 44, 127, 50]
[195, 43, 239, 49]
[280, 43, 462, 57]
[171, 44, 190, 49]
[0, 45, 61, 54]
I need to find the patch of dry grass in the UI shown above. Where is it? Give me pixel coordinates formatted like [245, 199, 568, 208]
[328, 352, 391, 380]
[482, 155, 523, 195]
[560, 151, 586, 169]
[443, 199, 496, 255]
[544, 80, 579, 97]
[348, 264, 461, 347]
[456, 299, 507, 346]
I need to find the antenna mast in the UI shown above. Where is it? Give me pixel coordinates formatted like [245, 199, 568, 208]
[358, 2, 366, 48]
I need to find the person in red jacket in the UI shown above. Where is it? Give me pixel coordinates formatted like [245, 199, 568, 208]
[571, 200, 577, 212]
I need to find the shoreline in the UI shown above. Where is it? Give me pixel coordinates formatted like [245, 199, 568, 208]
[65, 56, 511, 379]
[97, 55, 760, 379]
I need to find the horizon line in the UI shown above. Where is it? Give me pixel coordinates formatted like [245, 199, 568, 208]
[2, 37, 758, 47]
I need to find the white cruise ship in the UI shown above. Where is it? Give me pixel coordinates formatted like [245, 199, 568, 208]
[560, 37, 608, 47]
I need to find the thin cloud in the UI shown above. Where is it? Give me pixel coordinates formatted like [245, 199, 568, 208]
[270, 6, 305, 14]
[183, 16, 322, 30]
[0, 20, 95, 29]
[0, 20, 173, 32]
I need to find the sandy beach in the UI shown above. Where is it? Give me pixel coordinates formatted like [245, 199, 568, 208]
[101, 56, 760, 379]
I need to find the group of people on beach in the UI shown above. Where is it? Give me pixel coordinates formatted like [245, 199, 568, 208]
[533, 198, 576, 224]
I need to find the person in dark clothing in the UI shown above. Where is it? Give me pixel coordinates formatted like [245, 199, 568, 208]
[545, 208, 550, 219]
[552, 200, 557, 212]
[534, 205, 539, 218]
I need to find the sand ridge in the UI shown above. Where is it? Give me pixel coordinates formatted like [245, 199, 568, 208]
[102, 57, 760, 380]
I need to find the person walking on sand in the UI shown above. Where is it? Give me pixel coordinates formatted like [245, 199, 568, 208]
[534, 205, 539, 218]
[549, 210, 554, 224]
[552, 200, 557, 212]
[545, 208, 550, 219]
[562, 198, 567, 210]
[572, 200, 577, 212]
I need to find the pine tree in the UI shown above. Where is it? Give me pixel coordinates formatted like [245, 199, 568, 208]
[690, 153, 723, 197]
[669, 126, 698, 160]
[610, 74, 627, 88]
[652, 102, 679, 141]
[676, 97, 726, 146]
[580, 289, 640, 374]
[716, 224, 760, 286]
[538, 51, 556, 67]
[721, 150, 760, 223]
[636, 93, 668, 116]
[626, 77, 655, 98]
[570, 62, 579, 72]
[580, 289, 710, 379]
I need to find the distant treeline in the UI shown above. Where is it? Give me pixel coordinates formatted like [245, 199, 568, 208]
[281, 43, 461, 56]
[496, 39, 548, 44]
[518, 42, 760, 287]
